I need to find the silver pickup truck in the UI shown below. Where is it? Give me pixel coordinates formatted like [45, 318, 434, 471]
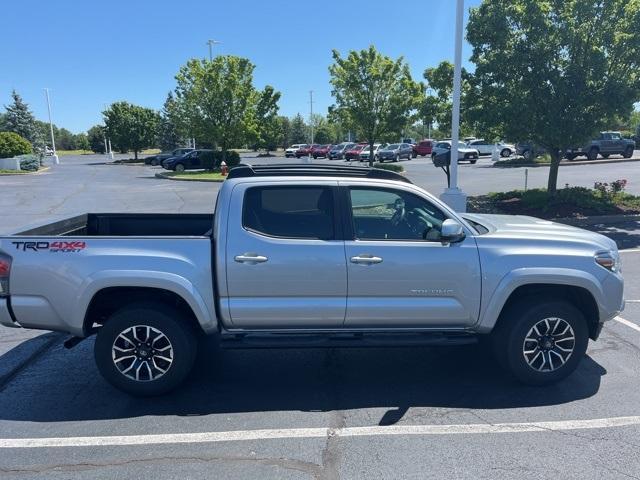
[0, 164, 624, 395]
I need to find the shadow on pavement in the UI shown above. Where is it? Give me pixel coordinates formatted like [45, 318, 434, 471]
[0, 336, 605, 425]
[582, 220, 640, 249]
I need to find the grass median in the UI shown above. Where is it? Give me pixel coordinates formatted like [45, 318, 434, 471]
[158, 170, 227, 182]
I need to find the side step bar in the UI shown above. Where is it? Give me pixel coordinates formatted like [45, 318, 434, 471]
[219, 332, 478, 349]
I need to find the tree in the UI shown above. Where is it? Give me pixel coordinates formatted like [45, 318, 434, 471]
[467, 0, 640, 194]
[0, 132, 32, 158]
[277, 116, 291, 149]
[87, 125, 106, 153]
[289, 114, 307, 144]
[329, 45, 422, 166]
[157, 92, 184, 151]
[254, 85, 282, 153]
[103, 101, 160, 159]
[4, 90, 41, 146]
[74, 133, 90, 151]
[174, 56, 258, 162]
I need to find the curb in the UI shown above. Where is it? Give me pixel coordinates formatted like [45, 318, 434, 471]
[154, 172, 225, 182]
[0, 332, 62, 390]
[493, 157, 640, 168]
[553, 214, 640, 227]
[0, 166, 51, 176]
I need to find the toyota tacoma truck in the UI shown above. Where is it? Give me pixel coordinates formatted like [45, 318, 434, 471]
[0, 164, 624, 395]
[566, 131, 636, 160]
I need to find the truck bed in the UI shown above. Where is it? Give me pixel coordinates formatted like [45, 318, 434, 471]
[14, 213, 214, 237]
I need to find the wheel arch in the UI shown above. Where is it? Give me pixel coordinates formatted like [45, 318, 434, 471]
[479, 270, 604, 340]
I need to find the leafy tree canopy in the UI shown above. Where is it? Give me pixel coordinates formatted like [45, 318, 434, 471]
[103, 101, 160, 159]
[467, 0, 640, 193]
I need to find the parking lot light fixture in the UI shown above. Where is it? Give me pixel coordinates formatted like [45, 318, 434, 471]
[43, 88, 59, 165]
[206, 39, 221, 61]
[439, 0, 467, 212]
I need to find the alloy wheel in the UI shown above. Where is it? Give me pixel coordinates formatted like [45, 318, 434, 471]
[112, 325, 174, 382]
[522, 317, 575, 372]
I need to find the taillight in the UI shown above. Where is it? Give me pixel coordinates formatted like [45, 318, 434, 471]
[0, 253, 11, 297]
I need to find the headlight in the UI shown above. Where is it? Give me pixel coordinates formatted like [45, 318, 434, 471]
[595, 251, 621, 273]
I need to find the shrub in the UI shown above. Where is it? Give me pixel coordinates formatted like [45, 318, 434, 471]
[0, 132, 32, 159]
[17, 154, 40, 171]
[373, 162, 404, 172]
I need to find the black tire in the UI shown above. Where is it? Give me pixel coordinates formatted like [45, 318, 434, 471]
[491, 299, 588, 385]
[523, 149, 532, 161]
[470, 159, 477, 164]
[394, 154, 399, 162]
[94, 303, 198, 396]
[566, 154, 577, 161]
[500, 148, 511, 158]
[601, 154, 609, 159]
[587, 148, 599, 161]
[623, 146, 633, 159]
[174, 163, 185, 173]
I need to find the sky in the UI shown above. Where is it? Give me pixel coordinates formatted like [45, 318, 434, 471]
[0, 0, 482, 134]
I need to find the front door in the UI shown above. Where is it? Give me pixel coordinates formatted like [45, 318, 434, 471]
[342, 185, 481, 328]
[225, 182, 347, 328]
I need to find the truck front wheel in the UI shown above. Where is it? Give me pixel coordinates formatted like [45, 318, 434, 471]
[94, 303, 198, 396]
[491, 299, 588, 385]
[623, 146, 634, 159]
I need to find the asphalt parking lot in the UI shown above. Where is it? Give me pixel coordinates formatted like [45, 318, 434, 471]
[0, 154, 640, 478]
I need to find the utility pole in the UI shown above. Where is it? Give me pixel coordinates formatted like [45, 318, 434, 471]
[439, 0, 467, 212]
[206, 39, 221, 61]
[306, 91, 314, 163]
[43, 88, 59, 165]
[102, 103, 114, 159]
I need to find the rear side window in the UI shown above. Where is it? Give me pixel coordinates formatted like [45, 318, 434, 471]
[243, 186, 335, 240]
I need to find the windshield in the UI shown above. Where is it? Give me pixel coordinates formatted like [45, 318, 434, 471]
[386, 144, 400, 149]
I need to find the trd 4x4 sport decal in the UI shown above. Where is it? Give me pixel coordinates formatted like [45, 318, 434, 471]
[11, 241, 87, 253]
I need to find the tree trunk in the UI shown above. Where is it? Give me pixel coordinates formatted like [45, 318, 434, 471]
[134, 150, 138, 160]
[368, 141, 374, 168]
[547, 149, 562, 195]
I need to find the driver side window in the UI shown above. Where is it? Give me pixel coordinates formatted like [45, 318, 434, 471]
[349, 187, 447, 242]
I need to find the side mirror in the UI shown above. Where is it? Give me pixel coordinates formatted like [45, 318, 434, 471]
[440, 219, 465, 244]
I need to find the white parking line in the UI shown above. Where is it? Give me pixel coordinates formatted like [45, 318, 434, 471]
[2, 416, 640, 448]
[620, 248, 640, 253]
[626, 300, 640, 304]
[614, 316, 640, 333]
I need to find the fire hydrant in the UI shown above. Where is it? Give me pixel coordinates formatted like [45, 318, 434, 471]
[220, 160, 228, 176]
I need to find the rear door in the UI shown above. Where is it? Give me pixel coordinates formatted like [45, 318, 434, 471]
[341, 183, 481, 328]
[225, 182, 347, 328]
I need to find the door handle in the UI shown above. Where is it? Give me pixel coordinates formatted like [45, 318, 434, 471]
[350, 255, 383, 265]
[234, 254, 268, 264]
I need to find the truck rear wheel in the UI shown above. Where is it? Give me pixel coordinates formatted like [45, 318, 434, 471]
[491, 299, 588, 385]
[587, 148, 599, 160]
[94, 303, 197, 396]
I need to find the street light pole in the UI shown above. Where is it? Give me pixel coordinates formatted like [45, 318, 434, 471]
[43, 88, 59, 165]
[306, 91, 314, 164]
[439, 0, 467, 212]
[206, 39, 221, 61]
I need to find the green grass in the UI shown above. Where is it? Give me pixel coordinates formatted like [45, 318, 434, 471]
[56, 150, 94, 156]
[373, 162, 405, 172]
[162, 170, 226, 181]
[0, 167, 47, 175]
[493, 154, 551, 167]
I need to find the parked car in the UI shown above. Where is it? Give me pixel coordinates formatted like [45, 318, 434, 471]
[285, 144, 306, 158]
[431, 141, 479, 163]
[164, 149, 215, 172]
[566, 132, 636, 161]
[345, 144, 367, 161]
[359, 143, 387, 162]
[516, 142, 547, 160]
[467, 139, 515, 158]
[412, 140, 434, 157]
[146, 147, 194, 166]
[328, 142, 355, 160]
[312, 144, 333, 159]
[0, 163, 624, 395]
[377, 143, 414, 162]
[295, 144, 320, 158]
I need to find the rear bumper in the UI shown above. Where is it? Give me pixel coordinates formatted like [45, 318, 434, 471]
[0, 298, 20, 328]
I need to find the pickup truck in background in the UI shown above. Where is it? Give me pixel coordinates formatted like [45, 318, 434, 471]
[0, 164, 624, 396]
[566, 131, 636, 160]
